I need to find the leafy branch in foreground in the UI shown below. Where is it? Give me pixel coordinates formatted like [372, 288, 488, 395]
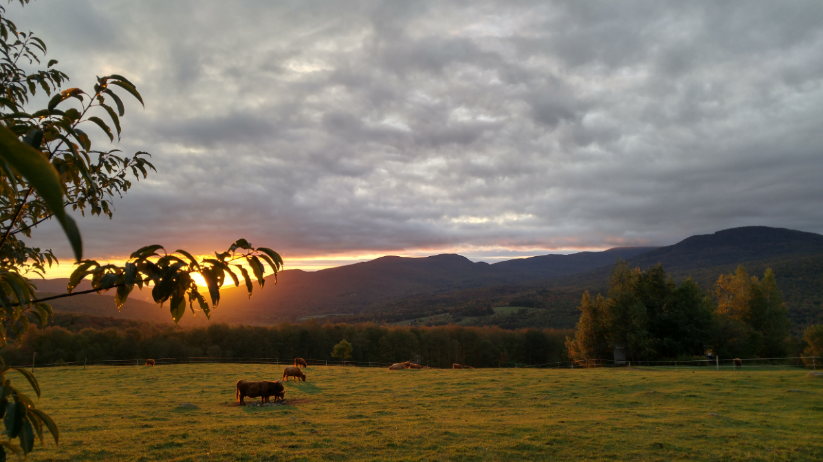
[68, 239, 283, 323]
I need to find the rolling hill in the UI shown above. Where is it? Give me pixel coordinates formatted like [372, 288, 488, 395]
[30, 226, 823, 331]
[34, 246, 654, 325]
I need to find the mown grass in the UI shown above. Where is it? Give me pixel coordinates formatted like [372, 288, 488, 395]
[23, 365, 823, 461]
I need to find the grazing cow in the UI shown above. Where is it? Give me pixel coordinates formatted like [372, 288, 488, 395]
[408, 363, 423, 369]
[294, 358, 308, 368]
[283, 366, 307, 382]
[236, 380, 285, 405]
[145, 359, 155, 366]
[452, 363, 463, 369]
[733, 358, 743, 370]
[388, 361, 411, 370]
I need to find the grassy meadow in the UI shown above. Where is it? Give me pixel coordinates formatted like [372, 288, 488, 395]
[21, 364, 823, 461]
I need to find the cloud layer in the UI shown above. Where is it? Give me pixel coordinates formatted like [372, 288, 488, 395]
[13, 0, 823, 268]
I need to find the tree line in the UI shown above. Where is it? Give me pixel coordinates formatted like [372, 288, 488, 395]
[2, 319, 571, 368]
[565, 261, 808, 363]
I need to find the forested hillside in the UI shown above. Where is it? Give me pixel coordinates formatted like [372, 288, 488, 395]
[34, 227, 823, 332]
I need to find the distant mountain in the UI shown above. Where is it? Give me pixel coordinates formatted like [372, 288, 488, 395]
[492, 247, 658, 278]
[33, 247, 655, 324]
[32, 226, 823, 331]
[626, 227, 823, 273]
[355, 227, 823, 331]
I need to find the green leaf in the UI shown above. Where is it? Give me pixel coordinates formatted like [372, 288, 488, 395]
[68, 261, 97, 293]
[100, 104, 121, 140]
[173, 249, 200, 270]
[130, 244, 164, 260]
[189, 290, 210, 319]
[20, 419, 34, 454]
[237, 265, 253, 298]
[102, 89, 124, 116]
[108, 80, 144, 107]
[257, 254, 279, 279]
[230, 239, 251, 252]
[0, 126, 82, 261]
[170, 293, 186, 323]
[86, 116, 113, 142]
[256, 247, 284, 272]
[10, 368, 40, 399]
[201, 269, 220, 307]
[98, 273, 119, 290]
[115, 284, 132, 310]
[27, 408, 58, 445]
[47, 59, 58, 68]
[26, 413, 43, 445]
[22, 128, 43, 149]
[107, 74, 137, 88]
[12, 390, 33, 409]
[124, 262, 137, 286]
[5, 399, 25, 438]
[46, 93, 64, 111]
[203, 260, 239, 287]
[248, 256, 265, 288]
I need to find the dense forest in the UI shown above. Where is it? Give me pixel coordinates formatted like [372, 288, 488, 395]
[566, 262, 806, 362]
[1, 315, 571, 369]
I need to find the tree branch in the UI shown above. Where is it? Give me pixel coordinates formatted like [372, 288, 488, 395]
[16, 283, 126, 307]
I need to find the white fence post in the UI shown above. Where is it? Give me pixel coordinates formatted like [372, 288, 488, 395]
[716, 356, 719, 371]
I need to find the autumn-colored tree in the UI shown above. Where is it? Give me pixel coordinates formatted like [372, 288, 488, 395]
[711, 266, 790, 357]
[802, 324, 823, 367]
[331, 339, 353, 360]
[565, 291, 610, 363]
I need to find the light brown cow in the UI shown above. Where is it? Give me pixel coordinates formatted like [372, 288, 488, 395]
[452, 363, 463, 369]
[408, 363, 423, 369]
[294, 358, 308, 368]
[733, 358, 743, 370]
[283, 366, 307, 382]
[236, 380, 285, 405]
[388, 361, 411, 370]
[145, 359, 155, 366]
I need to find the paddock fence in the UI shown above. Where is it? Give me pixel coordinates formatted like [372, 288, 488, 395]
[15, 355, 823, 372]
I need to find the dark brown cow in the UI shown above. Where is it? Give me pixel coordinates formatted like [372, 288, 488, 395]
[283, 366, 307, 382]
[294, 358, 308, 368]
[145, 359, 155, 366]
[236, 380, 285, 405]
[452, 363, 463, 369]
[733, 358, 743, 370]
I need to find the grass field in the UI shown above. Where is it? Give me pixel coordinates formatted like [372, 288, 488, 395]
[22, 365, 823, 461]
[389, 307, 540, 326]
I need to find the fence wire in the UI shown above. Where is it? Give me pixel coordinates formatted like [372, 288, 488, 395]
[15, 355, 822, 371]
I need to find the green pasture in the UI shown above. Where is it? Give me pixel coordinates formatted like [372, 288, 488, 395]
[22, 365, 823, 461]
[390, 306, 539, 326]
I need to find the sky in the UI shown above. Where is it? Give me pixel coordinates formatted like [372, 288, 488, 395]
[10, 0, 823, 275]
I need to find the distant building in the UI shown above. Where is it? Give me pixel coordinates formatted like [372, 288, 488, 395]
[613, 342, 627, 365]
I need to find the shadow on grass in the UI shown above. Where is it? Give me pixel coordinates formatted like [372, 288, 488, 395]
[242, 404, 296, 413]
[293, 382, 323, 395]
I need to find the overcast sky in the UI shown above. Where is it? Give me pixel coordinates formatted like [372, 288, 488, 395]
[12, 0, 823, 273]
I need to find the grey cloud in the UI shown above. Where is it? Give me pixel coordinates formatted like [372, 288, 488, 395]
[9, 0, 823, 265]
